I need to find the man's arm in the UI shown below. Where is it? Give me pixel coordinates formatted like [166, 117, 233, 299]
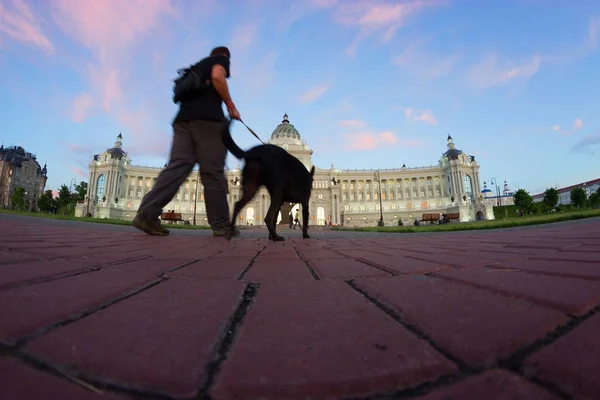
[211, 64, 236, 111]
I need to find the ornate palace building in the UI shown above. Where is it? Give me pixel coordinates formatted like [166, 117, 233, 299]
[76, 114, 493, 226]
[0, 145, 48, 209]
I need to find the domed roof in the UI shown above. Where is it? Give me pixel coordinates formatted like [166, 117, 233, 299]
[443, 134, 463, 160]
[106, 133, 127, 160]
[270, 114, 301, 141]
[107, 147, 126, 159]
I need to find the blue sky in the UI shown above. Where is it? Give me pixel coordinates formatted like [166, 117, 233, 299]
[1, 0, 598, 196]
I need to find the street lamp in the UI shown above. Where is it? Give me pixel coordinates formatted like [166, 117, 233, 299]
[374, 170, 384, 226]
[491, 177, 502, 219]
[555, 183, 560, 206]
[193, 168, 200, 226]
[68, 178, 77, 214]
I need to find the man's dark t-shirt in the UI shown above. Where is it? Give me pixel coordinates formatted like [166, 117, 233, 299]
[173, 55, 230, 123]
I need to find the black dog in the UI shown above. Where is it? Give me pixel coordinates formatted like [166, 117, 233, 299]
[221, 119, 315, 241]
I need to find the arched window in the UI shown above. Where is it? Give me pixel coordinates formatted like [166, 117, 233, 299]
[464, 175, 473, 199]
[96, 175, 106, 199]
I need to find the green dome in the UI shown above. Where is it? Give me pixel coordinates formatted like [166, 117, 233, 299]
[270, 114, 301, 141]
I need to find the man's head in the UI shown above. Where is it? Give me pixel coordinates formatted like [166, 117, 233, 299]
[210, 46, 231, 59]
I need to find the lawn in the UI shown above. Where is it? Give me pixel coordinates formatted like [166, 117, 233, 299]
[333, 209, 600, 233]
[0, 209, 213, 230]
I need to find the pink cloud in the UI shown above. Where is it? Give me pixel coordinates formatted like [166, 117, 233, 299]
[72, 167, 87, 178]
[337, 119, 367, 129]
[552, 118, 584, 136]
[332, 0, 446, 55]
[392, 36, 459, 80]
[467, 53, 541, 89]
[228, 23, 259, 52]
[0, 0, 54, 53]
[299, 83, 331, 104]
[343, 131, 422, 151]
[70, 93, 94, 123]
[402, 108, 438, 125]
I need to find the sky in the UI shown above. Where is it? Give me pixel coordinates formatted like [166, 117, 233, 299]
[1, 0, 599, 197]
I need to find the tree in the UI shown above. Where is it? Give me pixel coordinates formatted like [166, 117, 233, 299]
[513, 189, 534, 213]
[74, 181, 88, 202]
[589, 192, 600, 208]
[542, 187, 559, 210]
[38, 190, 54, 212]
[38, 189, 59, 213]
[11, 187, 25, 210]
[570, 187, 587, 208]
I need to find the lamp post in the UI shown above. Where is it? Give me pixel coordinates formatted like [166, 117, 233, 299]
[491, 177, 502, 219]
[193, 168, 200, 225]
[68, 178, 77, 214]
[374, 170, 384, 226]
[555, 183, 560, 206]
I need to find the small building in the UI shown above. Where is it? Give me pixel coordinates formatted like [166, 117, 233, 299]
[0, 145, 48, 210]
[532, 178, 600, 205]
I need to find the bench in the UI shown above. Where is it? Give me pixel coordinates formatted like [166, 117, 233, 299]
[421, 213, 440, 224]
[442, 213, 460, 224]
[160, 212, 183, 224]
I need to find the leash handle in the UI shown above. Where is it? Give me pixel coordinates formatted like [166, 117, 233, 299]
[238, 119, 266, 145]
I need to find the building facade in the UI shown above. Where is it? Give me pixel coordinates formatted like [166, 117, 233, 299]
[0, 145, 48, 209]
[532, 178, 600, 205]
[76, 114, 493, 226]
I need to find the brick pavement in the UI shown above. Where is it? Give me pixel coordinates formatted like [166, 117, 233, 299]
[1, 213, 599, 399]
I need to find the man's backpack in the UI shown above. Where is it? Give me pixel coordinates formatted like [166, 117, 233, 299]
[172, 63, 211, 104]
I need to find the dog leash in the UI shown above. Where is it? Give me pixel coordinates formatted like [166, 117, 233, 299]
[238, 119, 266, 145]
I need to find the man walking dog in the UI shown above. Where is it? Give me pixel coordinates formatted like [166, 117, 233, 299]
[133, 46, 241, 237]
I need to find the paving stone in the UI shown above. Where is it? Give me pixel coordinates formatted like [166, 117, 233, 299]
[0, 357, 124, 399]
[420, 369, 561, 400]
[309, 258, 389, 279]
[354, 276, 567, 367]
[0, 250, 43, 265]
[0, 259, 99, 288]
[169, 258, 250, 279]
[26, 279, 245, 399]
[0, 270, 159, 345]
[296, 248, 346, 261]
[243, 259, 314, 281]
[525, 314, 600, 400]
[349, 253, 451, 274]
[528, 251, 600, 263]
[211, 280, 457, 399]
[403, 252, 495, 268]
[492, 258, 600, 280]
[435, 267, 600, 315]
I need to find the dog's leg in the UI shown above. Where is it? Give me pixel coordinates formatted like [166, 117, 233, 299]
[301, 201, 311, 239]
[265, 197, 285, 241]
[227, 179, 259, 241]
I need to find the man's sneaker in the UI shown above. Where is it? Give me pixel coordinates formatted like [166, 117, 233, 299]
[213, 224, 240, 238]
[133, 213, 169, 236]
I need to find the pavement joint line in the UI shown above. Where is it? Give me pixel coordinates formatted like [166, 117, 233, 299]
[196, 282, 261, 400]
[495, 304, 600, 395]
[322, 247, 398, 277]
[345, 279, 477, 374]
[236, 246, 266, 280]
[481, 264, 600, 282]
[0, 254, 155, 292]
[161, 252, 225, 278]
[8, 278, 165, 349]
[8, 349, 179, 400]
[293, 246, 320, 280]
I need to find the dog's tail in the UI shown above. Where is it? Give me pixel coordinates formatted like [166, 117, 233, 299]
[221, 119, 246, 159]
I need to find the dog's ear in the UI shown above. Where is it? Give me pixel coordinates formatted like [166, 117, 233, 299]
[310, 166, 315, 177]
